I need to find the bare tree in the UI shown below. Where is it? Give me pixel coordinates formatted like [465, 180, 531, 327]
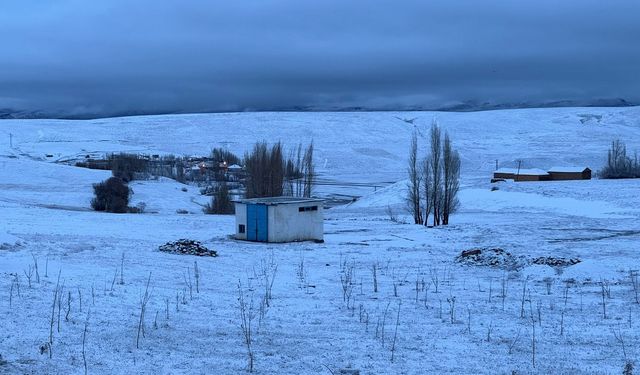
[429, 121, 443, 226]
[406, 129, 423, 224]
[441, 132, 460, 225]
[244, 141, 285, 198]
[302, 141, 315, 198]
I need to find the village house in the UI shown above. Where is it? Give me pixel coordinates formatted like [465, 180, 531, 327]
[493, 168, 550, 181]
[547, 166, 592, 180]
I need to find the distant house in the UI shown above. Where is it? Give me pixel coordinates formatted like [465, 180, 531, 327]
[227, 164, 243, 172]
[493, 168, 550, 182]
[548, 167, 591, 180]
[234, 197, 324, 243]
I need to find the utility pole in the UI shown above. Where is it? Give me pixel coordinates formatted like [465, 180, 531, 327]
[516, 160, 522, 182]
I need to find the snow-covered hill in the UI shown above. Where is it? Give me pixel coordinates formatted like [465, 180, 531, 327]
[1, 107, 639, 374]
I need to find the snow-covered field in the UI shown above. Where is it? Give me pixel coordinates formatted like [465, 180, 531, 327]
[1, 107, 639, 374]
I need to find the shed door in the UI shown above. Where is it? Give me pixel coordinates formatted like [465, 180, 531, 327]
[247, 204, 268, 242]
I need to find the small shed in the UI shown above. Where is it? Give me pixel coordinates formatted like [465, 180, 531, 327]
[548, 167, 591, 180]
[234, 197, 324, 243]
[493, 168, 550, 182]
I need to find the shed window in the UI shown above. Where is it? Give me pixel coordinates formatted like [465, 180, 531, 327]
[298, 205, 318, 212]
[238, 224, 245, 234]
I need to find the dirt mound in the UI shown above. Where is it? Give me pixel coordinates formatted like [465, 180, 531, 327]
[456, 248, 527, 270]
[532, 257, 581, 267]
[158, 239, 217, 257]
[456, 248, 582, 270]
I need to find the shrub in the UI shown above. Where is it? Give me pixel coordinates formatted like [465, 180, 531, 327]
[203, 182, 234, 214]
[91, 177, 131, 213]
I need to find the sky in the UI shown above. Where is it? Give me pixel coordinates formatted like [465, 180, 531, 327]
[1, 0, 639, 117]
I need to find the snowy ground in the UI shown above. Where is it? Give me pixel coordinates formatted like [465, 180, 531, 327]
[1, 107, 640, 374]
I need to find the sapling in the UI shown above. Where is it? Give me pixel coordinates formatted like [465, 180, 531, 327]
[508, 326, 522, 355]
[136, 273, 152, 349]
[612, 326, 628, 361]
[447, 296, 456, 324]
[381, 300, 391, 345]
[194, 261, 200, 294]
[154, 311, 159, 329]
[260, 256, 278, 307]
[78, 287, 82, 313]
[24, 265, 33, 288]
[119, 252, 125, 285]
[110, 268, 117, 291]
[165, 297, 170, 320]
[501, 274, 508, 311]
[423, 282, 431, 308]
[630, 270, 639, 304]
[31, 253, 40, 283]
[238, 280, 255, 372]
[372, 262, 378, 293]
[65, 290, 72, 322]
[9, 279, 16, 308]
[49, 271, 61, 358]
[601, 281, 608, 319]
[82, 309, 90, 375]
[543, 277, 553, 295]
[531, 315, 536, 368]
[560, 308, 565, 336]
[390, 300, 401, 362]
[520, 277, 529, 318]
[429, 266, 440, 293]
[57, 283, 65, 332]
[184, 269, 193, 300]
[486, 321, 494, 342]
[13, 275, 20, 298]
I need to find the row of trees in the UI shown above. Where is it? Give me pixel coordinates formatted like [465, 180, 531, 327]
[407, 121, 461, 226]
[599, 140, 640, 179]
[206, 141, 315, 214]
[244, 141, 315, 199]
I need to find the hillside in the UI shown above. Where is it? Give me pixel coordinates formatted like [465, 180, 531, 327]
[1, 107, 639, 374]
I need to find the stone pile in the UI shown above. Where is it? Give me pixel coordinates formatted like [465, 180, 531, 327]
[158, 239, 217, 257]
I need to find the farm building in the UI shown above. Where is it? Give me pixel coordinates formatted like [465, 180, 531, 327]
[234, 197, 324, 243]
[493, 168, 550, 181]
[548, 167, 591, 180]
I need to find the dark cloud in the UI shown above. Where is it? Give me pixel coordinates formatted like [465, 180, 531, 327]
[1, 0, 639, 117]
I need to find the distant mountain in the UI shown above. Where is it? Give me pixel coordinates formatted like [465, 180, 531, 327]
[0, 98, 636, 120]
[436, 98, 635, 112]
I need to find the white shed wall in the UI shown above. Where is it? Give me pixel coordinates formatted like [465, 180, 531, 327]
[268, 203, 323, 243]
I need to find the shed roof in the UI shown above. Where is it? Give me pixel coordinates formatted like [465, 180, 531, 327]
[234, 196, 324, 205]
[548, 166, 590, 173]
[495, 168, 549, 176]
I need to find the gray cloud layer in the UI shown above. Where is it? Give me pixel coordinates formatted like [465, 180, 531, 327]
[1, 0, 639, 116]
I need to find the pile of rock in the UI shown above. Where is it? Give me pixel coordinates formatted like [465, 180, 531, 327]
[532, 257, 581, 267]
[456, 247, 527, 270]
[158, 239, 217, 257]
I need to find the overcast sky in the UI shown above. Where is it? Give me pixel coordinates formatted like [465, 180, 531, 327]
[1, 0, 639, 117]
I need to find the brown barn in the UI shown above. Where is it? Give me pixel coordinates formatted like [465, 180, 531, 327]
[493, 168, 550, 182]
[547, 167, 591, 180]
